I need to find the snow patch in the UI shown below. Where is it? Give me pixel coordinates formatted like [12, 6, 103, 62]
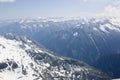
[93, 27, 98, 31]
[73, 32, 78, 37]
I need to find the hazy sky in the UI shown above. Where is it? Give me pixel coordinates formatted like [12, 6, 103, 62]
[0, 0, 115, 19]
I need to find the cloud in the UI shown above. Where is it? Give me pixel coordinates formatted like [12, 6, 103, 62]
[0, 0, 16, 3]
[104, 5, 120, 17]
[100, 0, 120, 17]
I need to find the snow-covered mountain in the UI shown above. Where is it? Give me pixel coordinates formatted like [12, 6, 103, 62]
[0, 17, 120, 78]
[0, 34, 111, 80]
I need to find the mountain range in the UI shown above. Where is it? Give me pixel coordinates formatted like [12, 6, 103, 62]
[0, 17, 120, 78]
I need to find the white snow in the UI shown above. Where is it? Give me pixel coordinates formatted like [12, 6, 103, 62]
[0, 35, 110, 80]
[73, 32, 78, 36]
[19, 20, 25, 24]
[110, 18, 120, 26]
[93, 27, 98, 31]
[99, 23, 120, 33]
[0, 36, 45, 80]
[0, 36, 67, 79]
[105, 24, 120, 32]
[88, 34, 100, 55]
[100, 24, 109, 33]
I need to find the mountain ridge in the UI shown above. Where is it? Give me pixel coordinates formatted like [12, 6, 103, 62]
[0, 34, 111, 80]
[0, 17, 120, 78]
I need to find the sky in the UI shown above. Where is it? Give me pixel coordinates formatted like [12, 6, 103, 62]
[0, 0, 117, 19]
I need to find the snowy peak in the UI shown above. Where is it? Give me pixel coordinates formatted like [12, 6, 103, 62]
[2, 17, 120, 34]
[0, 34, 111, 80]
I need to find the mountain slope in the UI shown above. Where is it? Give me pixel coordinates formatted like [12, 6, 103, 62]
[0, 17, 120, 78]
[0, 34, 111, 80]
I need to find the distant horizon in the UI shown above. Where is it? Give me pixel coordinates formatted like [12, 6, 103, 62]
[0, 0, 118, 19]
